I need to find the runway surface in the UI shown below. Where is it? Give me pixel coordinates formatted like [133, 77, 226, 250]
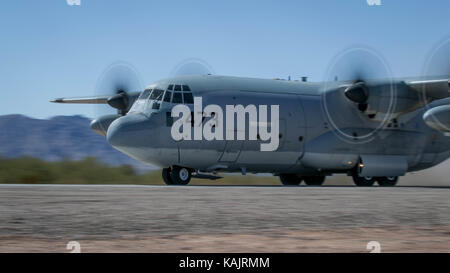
[0, 184, 449, 252]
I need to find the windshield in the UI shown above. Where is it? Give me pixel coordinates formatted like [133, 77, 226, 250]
[128, 83, 194, 115]
[129, 88, 152, 113]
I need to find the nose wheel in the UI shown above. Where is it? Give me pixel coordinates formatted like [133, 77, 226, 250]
[162, 166, 192, 185]
[162, 168, 173, 185]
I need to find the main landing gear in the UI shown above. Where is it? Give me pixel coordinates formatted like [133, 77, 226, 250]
[278, 173, 399, 187]
[376, 176, 399, 187]
[162, 166, 192, 185]
[352, 174, 399, 187]
[279, 174, 326, 186]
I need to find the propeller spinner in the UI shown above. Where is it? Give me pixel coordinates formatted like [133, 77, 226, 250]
[321, 46, 395, 142]
[94, 61, 143, 117]
[89, 62, 143, 135]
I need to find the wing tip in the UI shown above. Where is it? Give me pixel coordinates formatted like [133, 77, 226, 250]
[50, 98, 64, 103]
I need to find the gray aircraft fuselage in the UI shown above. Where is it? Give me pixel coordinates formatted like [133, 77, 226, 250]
[106, 74, 450, 176]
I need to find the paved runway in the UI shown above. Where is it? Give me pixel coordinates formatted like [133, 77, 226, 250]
[0, 185, 449, 252]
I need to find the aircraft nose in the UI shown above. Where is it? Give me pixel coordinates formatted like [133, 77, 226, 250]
[106, 113, 148, 148]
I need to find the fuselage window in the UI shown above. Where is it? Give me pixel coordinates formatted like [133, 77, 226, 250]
[183, 92, 194, 104]
[182, 85, 191, 92]
[152, 101, 161, 110]
[163, 91, 172, 102]
[174, 85, 182, 91]
[172, 92, 182, 104]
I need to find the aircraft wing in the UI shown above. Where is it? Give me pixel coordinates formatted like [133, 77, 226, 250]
[50, 91, 142, 104]
[406, 79, 450, 100]
[50, 96, 109, 104]
[327, 76, 450, 122]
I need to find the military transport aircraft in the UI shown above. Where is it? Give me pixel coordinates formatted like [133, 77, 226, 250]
[51, 45, 450, 187]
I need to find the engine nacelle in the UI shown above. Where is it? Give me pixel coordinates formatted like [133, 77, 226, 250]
[423, 105, 450, 133]
[90, 114, 121, 136]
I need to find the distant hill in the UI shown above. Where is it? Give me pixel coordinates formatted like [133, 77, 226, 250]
[0, 115, 155, 172]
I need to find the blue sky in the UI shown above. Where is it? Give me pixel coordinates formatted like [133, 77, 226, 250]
[0, 0, 449, 118]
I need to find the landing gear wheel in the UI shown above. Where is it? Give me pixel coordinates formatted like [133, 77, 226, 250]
[304, 176, 326, 186]
[352, 174, 376, 187]
[377, 176, 398, 187]
[170, 166, 192, 185]
[279, 174, 303, 186]
[162, 168, 173, 185]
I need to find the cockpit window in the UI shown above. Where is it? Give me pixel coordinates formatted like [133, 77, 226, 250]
[129, 88, 152, 113]
[152, 101, 161, 110]
[141, 89, 152, 99]
[183, 92, 194, 104]
[150, 89, 164, 101]
[163, 91, 172, 102]
[172, 92, 182, 104]
[134, 84, 193, 114]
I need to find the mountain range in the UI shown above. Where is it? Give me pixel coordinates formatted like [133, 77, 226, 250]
[0, 115, 155, 172]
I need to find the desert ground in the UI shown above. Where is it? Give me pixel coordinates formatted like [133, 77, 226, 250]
[0, 184, 449, 252]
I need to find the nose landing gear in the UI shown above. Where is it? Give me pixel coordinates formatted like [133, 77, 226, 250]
[162, 166, 192, 185]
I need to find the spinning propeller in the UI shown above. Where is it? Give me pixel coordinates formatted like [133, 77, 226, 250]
[321, 46, 395, 142]
[94, 61, 143, 117]
[325, 46, 395, 116]
[170, 58, 215, 77]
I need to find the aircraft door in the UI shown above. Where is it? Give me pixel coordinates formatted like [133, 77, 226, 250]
[219, 130, 244, 163]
